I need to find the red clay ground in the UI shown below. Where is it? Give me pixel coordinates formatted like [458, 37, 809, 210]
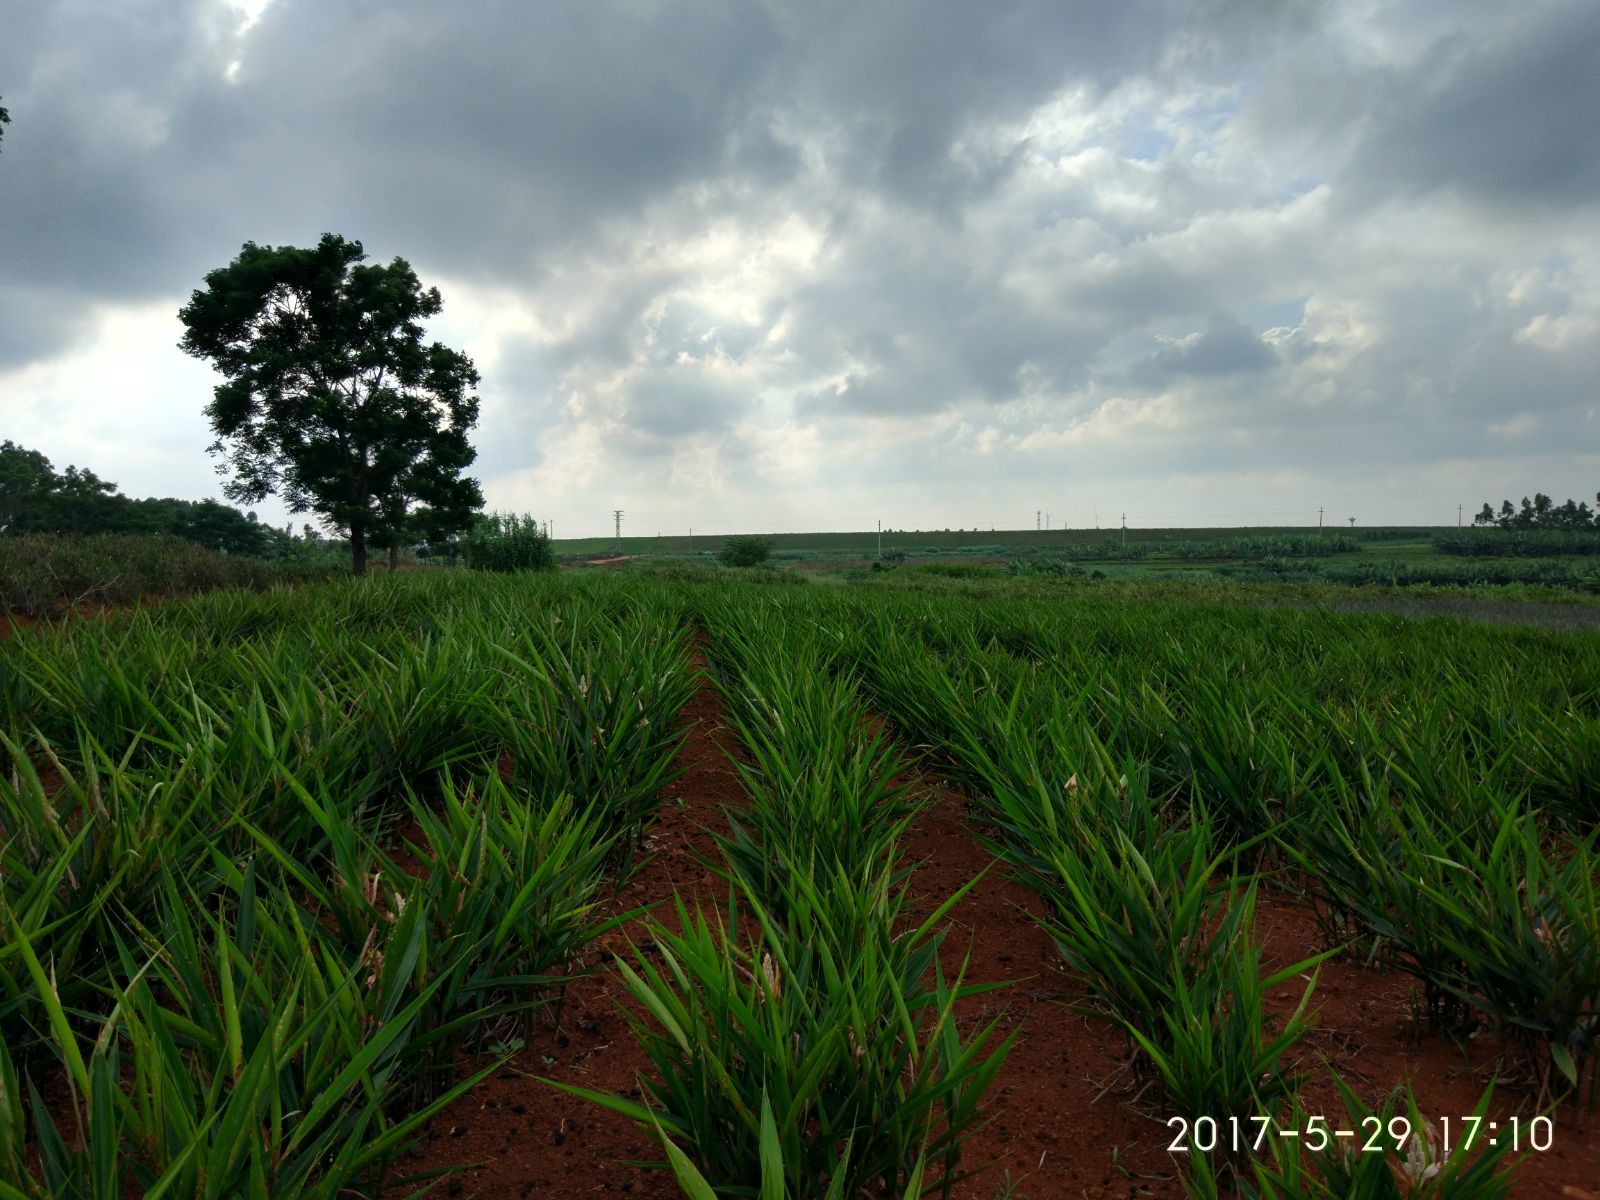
[400, 648, 1598, 1200]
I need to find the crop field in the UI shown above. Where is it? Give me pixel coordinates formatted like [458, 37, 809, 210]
[556, 527, 1600, 601]
[2, 571, 1598, 1199]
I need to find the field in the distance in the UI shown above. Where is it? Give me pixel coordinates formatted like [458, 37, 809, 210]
[1, 570, 1597, 1200]
[555, 523, 1391, 557]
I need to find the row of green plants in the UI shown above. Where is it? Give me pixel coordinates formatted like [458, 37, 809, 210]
[1003, 533, 1363, 568]
[556, 594, 1014, 1198]
[656, 580, 1599, 1194]
[857, 591, 1599, 1100]
[0, 573, 697, 1196]
[1434, 530, 1600, 558]
[1318, 558, 1600, 592]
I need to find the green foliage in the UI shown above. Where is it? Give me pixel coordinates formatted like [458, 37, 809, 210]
[460, 512, 554, 572]
[1473, 492, 1598, 531]
[717, 534, 775, 567]
[0, 573, 697, 1193]
[0, 532, 336, 618]
[561, 865, 1011, 1200]
[558, 589, 1012, 1197]
[1322, 558, 1600, 591]
[4, 562, 1597, 1196]
[1436, 529, 1600, 557]
[0, 859, 499, 1200]
[177, 233, 484, 574]
[0, 440, 280, 555]
[699, 598, 921, 912]
[1188, 1075, 1515, 1200]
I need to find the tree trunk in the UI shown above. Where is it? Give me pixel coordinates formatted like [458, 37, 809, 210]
[389, 541, 399, 571]
[351, 523, 367, 575]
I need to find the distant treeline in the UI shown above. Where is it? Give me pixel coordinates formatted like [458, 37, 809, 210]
[0, 439, 342, 561]
[1, 439, 279, 554]
[1473, 492, 1599, 531]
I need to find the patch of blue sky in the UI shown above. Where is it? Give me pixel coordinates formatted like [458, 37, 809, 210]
[1121, 127, 1173, 162]
[1242, 297, 1307, 332]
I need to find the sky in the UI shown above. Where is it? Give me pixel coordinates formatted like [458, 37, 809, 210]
[2, 0, 1597, 538]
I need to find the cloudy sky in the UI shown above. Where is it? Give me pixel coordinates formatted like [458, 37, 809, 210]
[3, 0, 1597, 537]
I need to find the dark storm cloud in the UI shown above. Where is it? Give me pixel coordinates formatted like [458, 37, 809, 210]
[0, 289, 94, 370]
[214, 0, 789, 279]
[1347, 2, 1600, 209]
[1240, 0, 1600, 214]
[764, 0, 1325, 204]
[0, 0, 229, 298]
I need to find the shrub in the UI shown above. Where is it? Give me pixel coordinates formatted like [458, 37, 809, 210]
[0, 533, 334, 618]
[461, 513, 554, 572]
[717, 534, 775, 568]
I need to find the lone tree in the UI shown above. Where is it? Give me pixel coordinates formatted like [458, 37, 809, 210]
[178, 234, 483, 573]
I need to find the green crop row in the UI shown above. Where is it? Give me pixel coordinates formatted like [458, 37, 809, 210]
[0, 573, 696, 1197]
[644, 579, 1596, 1194]
[3, 569, 1593, 1197]
[557, 593, 1013, 1198]
[1434, 530, 1600, 558]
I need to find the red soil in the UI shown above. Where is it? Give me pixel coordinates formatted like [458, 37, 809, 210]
[0, 611, 38, 637]
[398, 660, 1598, 1200]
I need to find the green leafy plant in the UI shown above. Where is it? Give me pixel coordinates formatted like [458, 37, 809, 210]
[550, 863, 1013, 1199]
[718, 535, 776, 568]
[460, 512, 554, 572]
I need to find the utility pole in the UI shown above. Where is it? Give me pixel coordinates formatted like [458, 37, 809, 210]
[1045, 511, 1051, 531]
[689, 528, 693, 552]
[1121, 512, 1126, 547]
[877, 519, 882, 558]
[612, 509, 624, 553]
[1318, 506, 1323, 529]
[1036, 509, 1041, 532]
[1458, 504, 1463, 528]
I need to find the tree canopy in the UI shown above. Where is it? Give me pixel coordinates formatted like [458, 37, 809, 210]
[1472, 492, 1599, 531]
[0, 439, 274, 554]
[0, 98, 10, 150]
[177, 233, 484, 573]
